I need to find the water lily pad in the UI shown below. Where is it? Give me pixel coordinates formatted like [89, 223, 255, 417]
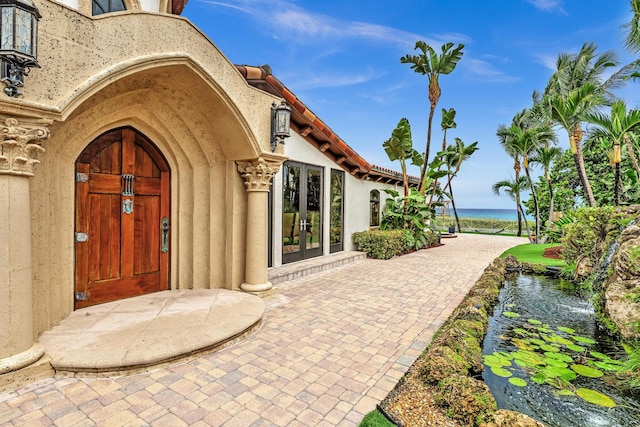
[571, 335, 596, 345]
[531, 373, 546, 384]
[509, 377, 527, 387]
[565, 343, 586, 352]
[545, 352, 573, 363]
[490, 366, 512, 377]
[527, 319, 542, 325]
[543, 366, 577, 381]
[503, 311, 521, 318]
[571, 364, 604, 378]
[576, 388, 616, 408]
[530, 338, 546, 346]
[557, 389, 575, 396]
[540, 344, 560, 353]
[589, 351, 619, 362]
[513, 328, 528, 335]
[483, 354, 511, 368]
[592, 361, 621, 371]
[514, 358, 528, 367]
[557, 326, 576, 334]
[545, 358, 568, 369]
[544, 335, 573, 346]
[536, 326, 552, 333]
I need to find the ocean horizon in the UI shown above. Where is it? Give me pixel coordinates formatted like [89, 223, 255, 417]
[443, 208, 533, 221]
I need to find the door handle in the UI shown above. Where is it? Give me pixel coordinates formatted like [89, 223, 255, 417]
[161, 217, 169, 253]
[299, 219, 308, 231]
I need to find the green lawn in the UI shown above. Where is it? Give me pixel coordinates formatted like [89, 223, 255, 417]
[500, 243, 566, 267]
[359, 410, 394, 427]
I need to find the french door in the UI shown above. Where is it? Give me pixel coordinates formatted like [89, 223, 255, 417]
[74, 128, 170, 309]
[282, 161, 323, 263]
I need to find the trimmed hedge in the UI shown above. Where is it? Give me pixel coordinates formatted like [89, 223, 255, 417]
[352, 229, 409, 259]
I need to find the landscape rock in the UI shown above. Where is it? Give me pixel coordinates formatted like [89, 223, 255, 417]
[480, 409, 547, 427]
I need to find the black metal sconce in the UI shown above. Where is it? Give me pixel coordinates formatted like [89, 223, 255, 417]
[0, 0, 41, 97]
[270, 100, 291, 152]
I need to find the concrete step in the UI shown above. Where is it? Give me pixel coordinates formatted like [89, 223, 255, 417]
[268, 251, 366, 286]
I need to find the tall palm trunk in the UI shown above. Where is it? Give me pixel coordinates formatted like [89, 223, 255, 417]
[546, 176, 555, 232]
[573, 136, 597, 207]
[627, 138, 640, 177]
[513, 158, 523, 237]
[524, 163, 540, 243]
[518, 203, 534, 243]
[615, 162, 621, 206]
[450, 182, 462, 232]
[421, 102, 437, 189]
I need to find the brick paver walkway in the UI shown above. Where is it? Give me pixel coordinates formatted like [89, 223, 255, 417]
[0, 234, 525, 426]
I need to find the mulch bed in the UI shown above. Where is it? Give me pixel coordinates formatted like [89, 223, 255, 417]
[542, 246, 563, 260]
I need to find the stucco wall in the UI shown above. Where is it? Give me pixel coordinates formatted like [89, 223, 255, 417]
[271, 131, 398, 267]
[23, 4, 284, 337]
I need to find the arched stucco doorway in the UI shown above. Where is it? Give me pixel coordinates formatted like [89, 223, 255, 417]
[74, 127, 171, 309]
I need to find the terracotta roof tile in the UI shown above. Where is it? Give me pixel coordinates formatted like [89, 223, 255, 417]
[236, 64, 407, 183]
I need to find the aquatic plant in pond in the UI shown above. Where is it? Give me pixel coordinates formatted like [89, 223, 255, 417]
[483, 274, 640, 427]
[484, 313, 622, 405]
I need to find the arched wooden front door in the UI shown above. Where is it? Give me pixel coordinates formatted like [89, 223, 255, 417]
[74, 128, 170, 309]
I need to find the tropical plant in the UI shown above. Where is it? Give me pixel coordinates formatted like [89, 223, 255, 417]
[542, 42, 633, 207]
[441, 138, 478, 232]
[380, 188, 434, 250]
[583, 101, 640, 205]
[492, 176, 532, 240]
[401, 41, 464, 189]
[623, 0, 640, 54]
[498, 110, 555, 243]
[382, 117, 423, 198]
[530, 145, 562, 234]
[428, 108, 457, 207]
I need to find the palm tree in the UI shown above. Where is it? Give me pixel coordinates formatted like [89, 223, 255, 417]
[545, 84, 601, 207]
[498, 123, 556, 242]
[496, 109, 535, 237]
[401, 41, 464, 189]
[543, 42, 630, 207]
[442, 138, 479, 232]
[584, 101, 640, 205]
[428, 108, 457, 207]
[492, 176, 532, 240]
[624, 0, 640, 53]
[530, 145, 562, 230]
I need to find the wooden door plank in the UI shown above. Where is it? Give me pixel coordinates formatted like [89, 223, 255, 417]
[75, 163, 90, 305]
[88, 194, 101, 281]
[160, 171, 170, 290]
[134, 177, 160, 195]
[88, 173, 120, 194]
[109, 194, 121, 278]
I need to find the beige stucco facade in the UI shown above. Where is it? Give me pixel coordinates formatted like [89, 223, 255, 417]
[0, 1, 286, 372]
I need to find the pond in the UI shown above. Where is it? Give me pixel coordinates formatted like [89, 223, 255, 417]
[482, 273, 640, 427]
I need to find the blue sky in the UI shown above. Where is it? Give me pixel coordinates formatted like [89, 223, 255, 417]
[183, 0, 639, 209]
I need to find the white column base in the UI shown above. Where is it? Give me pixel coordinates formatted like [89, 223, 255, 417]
[0, 344, 45, 375]
[240, 281, 273, 293]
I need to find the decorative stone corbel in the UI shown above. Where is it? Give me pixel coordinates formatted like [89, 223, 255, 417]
[237, 158, 281, 192]
[0, 117, 50, 177]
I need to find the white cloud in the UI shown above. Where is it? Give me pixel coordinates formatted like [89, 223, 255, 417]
[462, 58, 519, 83]
[525, 0, 567, 15]
[532, 53, 557, 71]
[198, 0, 468, 49]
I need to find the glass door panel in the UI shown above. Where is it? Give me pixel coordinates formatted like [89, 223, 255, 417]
[282, 162, 323, 263]
[282, 163, 301, 259]
[330, 170, 344, 253]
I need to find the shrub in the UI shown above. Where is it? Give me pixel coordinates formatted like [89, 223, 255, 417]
[352, 229, 409, 259]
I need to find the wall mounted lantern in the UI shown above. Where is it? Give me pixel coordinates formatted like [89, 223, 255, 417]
[270, 100, 291, 152]
[0, 0, 41, 97]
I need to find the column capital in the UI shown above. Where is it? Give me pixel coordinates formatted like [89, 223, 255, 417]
[0, 117, 50, 177]
[237, 158, 281, 192]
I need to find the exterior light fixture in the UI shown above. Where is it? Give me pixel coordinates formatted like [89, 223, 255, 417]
[0, 0, 41, 97]
[270, 100, 291, 152]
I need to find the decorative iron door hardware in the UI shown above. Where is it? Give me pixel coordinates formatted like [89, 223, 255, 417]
[76, 172, 89, 183]
[122, 174, 135, 196]
[75, 292, 87, 301]
[122, 199, 133, 214]
[161, 217, 170, 253]
[299, 219, 308, 231]
[75, 232, 88, 242]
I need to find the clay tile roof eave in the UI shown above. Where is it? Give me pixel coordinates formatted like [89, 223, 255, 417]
[235, 64, 372, 175]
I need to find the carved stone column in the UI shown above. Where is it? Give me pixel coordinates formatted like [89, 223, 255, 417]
[237, 158, 280, 293]
[0, 117, 49, 372]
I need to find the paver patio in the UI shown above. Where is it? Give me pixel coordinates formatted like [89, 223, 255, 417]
[0, 234, 525, 426]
